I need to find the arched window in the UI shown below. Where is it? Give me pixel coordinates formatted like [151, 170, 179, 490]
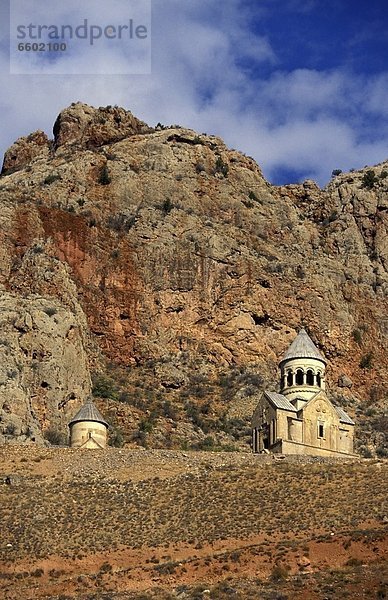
[287, 370, 293, 387]
[306, 369, 314, 385]
[316, 372, 321, 387]
[296, 369, 304, 385]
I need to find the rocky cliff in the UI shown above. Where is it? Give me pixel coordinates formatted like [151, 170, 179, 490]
[0, 103, 387, 453]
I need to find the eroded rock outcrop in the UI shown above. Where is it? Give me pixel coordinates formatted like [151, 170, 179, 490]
[0, 291, 91, 445]
[0, 103, 387, 450]
[53, 102, 152, 148]
[2, 130, 50, 175]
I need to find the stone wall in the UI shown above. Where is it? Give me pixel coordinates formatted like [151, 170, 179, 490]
[274, 439, 358, 458]
[69, 420, 107, 449]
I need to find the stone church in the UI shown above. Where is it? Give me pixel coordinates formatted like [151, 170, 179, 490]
[252, 329, 355, 457]
[68, 398, 109, 449]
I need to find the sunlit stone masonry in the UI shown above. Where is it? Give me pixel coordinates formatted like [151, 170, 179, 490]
[252, 329, 356, 457]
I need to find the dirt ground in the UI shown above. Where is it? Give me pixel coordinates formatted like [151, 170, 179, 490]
[0, 447, 387, 599]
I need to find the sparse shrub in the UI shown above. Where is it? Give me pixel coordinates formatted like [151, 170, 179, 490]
[229, 551, 241, 562]
[43, 306, 57, 317]
[139, 419, 154, 433]
[99, 164, 111, 185]
[242, 199, 254, 208]
[376, 446, 388, 458]
[162, 198, 173, 214]
[331, 169, 342, 177]
[358, 445, 373, 458]
[99, 561, 112, 573]
[30, 244, 44, 254]
[199, 435, 215, 450]
[117, 390, 131, 403]
[44, 428, 66, 446]
[352, 328, 363, 345]
[109, 427, 124, 448]
[184, 401, 211, 432]
[248, 190, 258, 201]
[162, 400, 178, 420]
[322, 210, 339, 226]
[44, 173, 61, 185]
[195, 162, 205, 174]
[107, 213, 135, 232]
[154, 560, 179, 574]
[361, 169, 378, 189]
[213, 156, 229, 177]
[5, 423, 16, 435]
[364, 407, 376, 417]
[376, 586, 386, 599]
[265, 261, 284, 274]
[345, 557, 363, 567]
[359, 352, 373, 369]
[271, 564, 289, 581]
[92, 375, 119, 399]
[221, 443, 238, 452]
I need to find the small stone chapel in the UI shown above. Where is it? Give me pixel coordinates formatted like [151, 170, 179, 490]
[251, 329, 356, 457]
[68, 398, 109, 449]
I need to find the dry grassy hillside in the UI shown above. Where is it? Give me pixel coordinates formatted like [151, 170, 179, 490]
[0, 447, 387, 599]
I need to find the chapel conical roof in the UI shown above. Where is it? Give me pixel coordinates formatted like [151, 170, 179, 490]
[280, 328, 327, 365]
[68, 398, 108, 427]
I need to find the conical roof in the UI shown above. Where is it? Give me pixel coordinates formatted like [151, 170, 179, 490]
[68, 399, 108, 427]
[280, 328, 327, 365]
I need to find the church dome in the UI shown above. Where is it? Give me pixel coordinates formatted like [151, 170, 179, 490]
[68, 398, 108, 428]
[280, 328, 327, 366]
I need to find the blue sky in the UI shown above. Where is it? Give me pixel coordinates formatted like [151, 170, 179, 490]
[1, 0, 387, 186]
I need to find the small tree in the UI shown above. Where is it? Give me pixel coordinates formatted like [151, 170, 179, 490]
[361, 169, 377, 189]
[92, 375, 118, 399]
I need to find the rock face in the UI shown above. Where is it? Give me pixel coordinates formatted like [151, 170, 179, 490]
[0, 291, 91, 445]
[2, 131, 50, 175]
[0, 103, 387, 451]
[52, 102, 152, 148]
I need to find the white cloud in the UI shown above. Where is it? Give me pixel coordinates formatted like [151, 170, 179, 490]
[363, 73, 388, 116]
[0, 0, 387, 187]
